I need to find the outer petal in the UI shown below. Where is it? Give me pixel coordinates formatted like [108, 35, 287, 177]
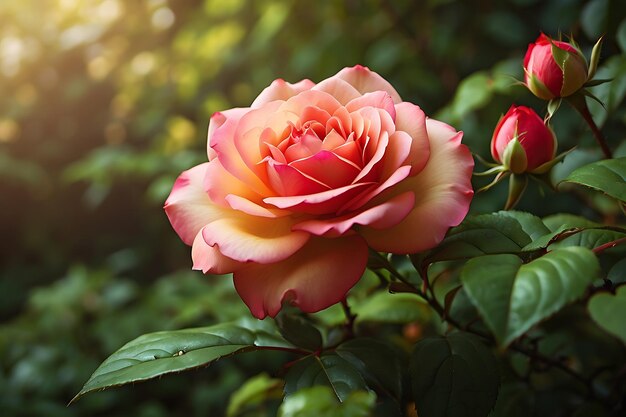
[205, 158, 263, 207]
[346, 91, 396, 121]
[491, 106, 519, 162]
[201, 212, 310, 264]
[251, 78, 315, 108]
[393, 102, 430, 175]
[233, 235, 369, 318]
[359, 119, 474, 253]
[333, 65, 402, 103]
[207, 108, 248, 160]
[191, 229, 246, 274]
[312, 77, 362, 105]
[211, 107, 275, 196]
[164, 163, 225, 245]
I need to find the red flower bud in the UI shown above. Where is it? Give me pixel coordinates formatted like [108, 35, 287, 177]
[491, 105, 557, 173]
[524, 34, 588, 100]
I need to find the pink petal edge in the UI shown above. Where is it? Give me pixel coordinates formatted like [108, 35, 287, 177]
[233, 235, 369, 318]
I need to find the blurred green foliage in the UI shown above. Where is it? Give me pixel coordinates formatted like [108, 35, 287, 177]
[1, 0, 625, 416]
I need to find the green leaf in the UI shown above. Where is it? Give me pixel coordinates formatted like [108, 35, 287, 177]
[522, 222, 626, 252]
[336, 338, 402, 400]
[284, 354, 368, 402]
[617, 18, 626, 53]
[542, 213, 600, 231]
[447, 72, 492, 119]
[410, 332, 499, 417]
[581, 0, 609, 40]
[498, 211, 551, 240]
[276, 311, 323, 351]
[461, 248, 599, 346]
[354, 292, 430, 325]
[588, 286, 626, 344]
[488, 382, 532, 417]
[227, 373, 283, 417]
[426, 211, 548, 262]
[563, 157, 626, 202]
[608, 258, 626, 284]
[549, 228, 626, 250]
[72, 319, 292, 403]
[278, 386, 376, 417]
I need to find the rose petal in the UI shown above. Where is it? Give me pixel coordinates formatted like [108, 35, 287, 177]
[284, 130, 324, 162]
[264, 181, 374, 215]
[265, 159, 330, 196]
[360, 119, 474, 253]
[333, 65, 402, 103]
[312, 77, 362, 105]
[289, 150, 361, 189]
[201, 212, 310, 264]
[164, 163, 225, 245]
[346, 91, 396, 121]
[331, 139, 362, 168]
[251, 78, 315, 108]
[233, 102, 289, 185]
[211, 108, 275, 196]
[205, 158, 263, 207]
[225, 194, 289, 218]
[294, 191, 415, 237]
[339, 165, 411, 213]
[300, 105, 332, 127]
[379, 130, 412, 179]
[192, 229, 246, 274]
[233, 235, 369, 318]
[394, 102, 430, 175]
[326, 107, 352, 138]
[207, 108, 248, 160]
[321, 129, 348, 152]
[353, 128, 389, 183]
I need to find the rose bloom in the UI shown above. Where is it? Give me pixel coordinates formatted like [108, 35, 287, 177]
[524, 34, 588, 100]
[491, 105, 556, 173]
[165, 66, 474, 318]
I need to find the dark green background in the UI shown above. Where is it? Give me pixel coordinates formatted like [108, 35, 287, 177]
[1, 0, 625, 416]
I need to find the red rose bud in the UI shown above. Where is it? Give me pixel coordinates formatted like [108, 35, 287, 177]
[491, 105, 557, 174]
[524, 34, 588, 100]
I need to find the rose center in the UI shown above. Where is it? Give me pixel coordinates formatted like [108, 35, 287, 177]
[282, 125, 324, 163]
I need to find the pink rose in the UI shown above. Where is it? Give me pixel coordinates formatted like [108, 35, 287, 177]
[491, 105, 557, 173]
[524, 34, 588, 100]
[165, 66, 474, 318]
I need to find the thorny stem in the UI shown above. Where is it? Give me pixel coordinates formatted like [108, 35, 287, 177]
[341, 298, 356, 338]
[369, 251, 430, 303]
[593, 237, 626, 254]
[380, 260, 609, 404]
[569, 95, 613, 159]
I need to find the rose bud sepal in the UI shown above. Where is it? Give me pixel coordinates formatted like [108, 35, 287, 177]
[587, 36, 604, 80]
[504, 174, 529, 210]
[501, 137, 529, 174]
[549, 39, 588, 98]
[528, 147, 575, 175]
[526, 73, 555, 101]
